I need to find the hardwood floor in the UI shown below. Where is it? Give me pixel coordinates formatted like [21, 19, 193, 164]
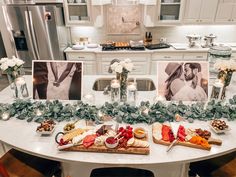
[189, 151, 236, 177]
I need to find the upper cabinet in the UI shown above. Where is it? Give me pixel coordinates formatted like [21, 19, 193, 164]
[215, 0, 236, 23]
[184, 0, 219, 23]
[158, 0, 183, 22]
[63, 0, 105, 27]
[64, 0, 92, 26]
[143, 0, 185, 27]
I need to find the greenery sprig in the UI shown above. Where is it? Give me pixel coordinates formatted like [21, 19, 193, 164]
[1, 96, 236, 124]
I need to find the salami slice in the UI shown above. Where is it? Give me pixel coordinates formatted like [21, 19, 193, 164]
[83, 134, 97, 148]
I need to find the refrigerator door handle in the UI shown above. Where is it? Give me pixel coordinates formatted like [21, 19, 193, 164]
[2, 6, 18, 58]
[28, 11, 40, 60]
[24, 10, 38, 60]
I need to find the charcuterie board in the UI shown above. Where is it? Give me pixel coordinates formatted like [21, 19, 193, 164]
[56, 125, 150, 155]
[62, 142, 149, 155]
[152, 123, 222, 151]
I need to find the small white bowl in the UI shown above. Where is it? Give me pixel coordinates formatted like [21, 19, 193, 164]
[134, 127, 146, 139]
[209, 123, 230, 134]
[36, 126, 55, 136]
[105, 137, 119, 149]
[72, 45, 85, 50]
[87, 43, 98, 48]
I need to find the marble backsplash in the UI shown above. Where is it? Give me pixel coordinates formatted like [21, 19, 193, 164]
[70, 25, 236, 45]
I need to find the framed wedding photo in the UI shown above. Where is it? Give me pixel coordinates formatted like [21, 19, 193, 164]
[157, 61, 209, 102]
[32, 60, 83, 101]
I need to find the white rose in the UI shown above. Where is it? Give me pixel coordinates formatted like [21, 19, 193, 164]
[15, 59, 24, 66]
[125, 63, 133, 72]
[0, 57, 8, 64]
[115, 64, 123, 73]
[7, 60, 16, 67]
[110, 62, 119, 71]
[120, 61, 126, 67]
[124, 58, 131, 63]
[0, 63, 9, 71]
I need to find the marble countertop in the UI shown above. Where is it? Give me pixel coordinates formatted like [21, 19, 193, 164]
[64, 43, 236, 53]
[0, 75, 236, 164]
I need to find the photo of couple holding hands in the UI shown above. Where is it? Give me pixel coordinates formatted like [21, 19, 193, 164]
[33, 61, 82, 100]
[158, 62, 208, 101]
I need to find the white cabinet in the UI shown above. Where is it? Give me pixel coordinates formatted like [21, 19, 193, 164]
[143, 0, 184, 26]
[98, 53, 150, 75]
[63, 0, 93, 26]
[151, 52, 183, 74]
[183, 53, 208, 60]
[215, 0, 236, 23]
[231, 52, 236, 60]
[66, 52, 97, 75]
[184, 0, 219, 23]
[151, 52, 208, 74]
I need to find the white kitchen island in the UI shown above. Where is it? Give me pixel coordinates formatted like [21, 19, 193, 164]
[0, 75, 236, 177]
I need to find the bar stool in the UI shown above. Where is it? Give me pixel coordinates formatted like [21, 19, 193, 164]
[0, 148, 61, 177]
[90, 167, 155, 177]
[189, 151, 236, 177]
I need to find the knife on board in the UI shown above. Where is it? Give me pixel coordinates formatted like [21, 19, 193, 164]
[166, 123, 179, 152]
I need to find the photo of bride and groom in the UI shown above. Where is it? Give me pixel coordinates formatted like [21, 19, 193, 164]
[157, 61, 209, 101]
[33, 61, 82, 100]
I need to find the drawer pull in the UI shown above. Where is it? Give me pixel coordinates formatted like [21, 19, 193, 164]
[196, 56, 203, 58]
[164, 56, 171, 59]
[78, 57, 85, 59]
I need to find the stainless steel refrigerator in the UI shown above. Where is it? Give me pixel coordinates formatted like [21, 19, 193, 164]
[1, 0, 68, 68]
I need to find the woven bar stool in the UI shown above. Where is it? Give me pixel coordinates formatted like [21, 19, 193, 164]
[0, 148, 61, 177]
[90, 167, 155, 177]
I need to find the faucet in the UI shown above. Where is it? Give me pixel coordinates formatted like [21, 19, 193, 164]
[108, 59, 120, 73]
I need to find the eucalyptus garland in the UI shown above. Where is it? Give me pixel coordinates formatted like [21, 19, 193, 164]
[1, 96, 236, 124]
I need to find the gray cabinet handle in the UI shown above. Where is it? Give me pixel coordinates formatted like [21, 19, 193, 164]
[196, 56, 203, 58]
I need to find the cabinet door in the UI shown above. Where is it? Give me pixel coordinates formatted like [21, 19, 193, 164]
[152, 53, 183, 60]
[231, 4, 236, 22]
[231, 52, 236, 60]
[64, 0, 92, 26]
[66, 52, 96, 75]
[83, 61, 96, 75]
[184, 0, 202, 23]
[199, 0, 219, 23]
[151, 61, 158, 74]
[183, 53, 208, 60]
[159, 0, 182, 23]
[215, 2, 234, 22]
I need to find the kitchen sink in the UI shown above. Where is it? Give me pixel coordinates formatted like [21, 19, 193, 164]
[92, 78, 156, 91]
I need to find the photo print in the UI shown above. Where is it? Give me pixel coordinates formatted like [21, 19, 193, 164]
[157, 61, 209, 102]
[32, 60, 83, 100]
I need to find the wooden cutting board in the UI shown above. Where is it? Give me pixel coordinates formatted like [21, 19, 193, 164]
[60, 136, 150, 155]
[152, 124, 212, 151]
[63, 144, 149, 155]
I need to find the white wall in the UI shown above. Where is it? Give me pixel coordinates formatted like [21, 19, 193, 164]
[70, 25, 236, 44]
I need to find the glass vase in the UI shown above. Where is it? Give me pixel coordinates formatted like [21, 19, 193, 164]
[7, 70, 21, 89]
[117, 71, 128, 102]
[7, 69, 29, 98]
[218, 70, 234, 99]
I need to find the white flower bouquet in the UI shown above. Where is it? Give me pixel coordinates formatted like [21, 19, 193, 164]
[214, 59, 236, 87]
[110, 58, 134, 74]
[214, 59, 236, 71]
[0, 56, 24, 74]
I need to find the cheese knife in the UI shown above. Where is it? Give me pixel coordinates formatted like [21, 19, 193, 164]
[166, 123, 179, 152]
